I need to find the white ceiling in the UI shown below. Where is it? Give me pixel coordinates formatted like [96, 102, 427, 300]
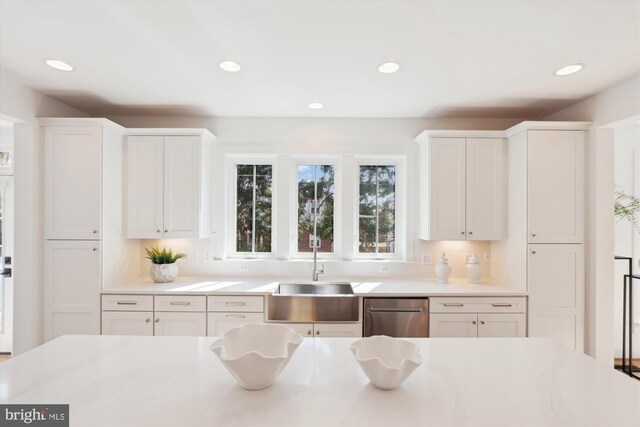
[0, 0, 638, 118]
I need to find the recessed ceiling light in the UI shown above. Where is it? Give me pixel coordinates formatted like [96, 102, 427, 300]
[45, 59, 74, 72]
[307, 102, 324, 110]
[554, 63, 584, 76]
[219, 60, 241, 72]
[378, 61, 400, 74]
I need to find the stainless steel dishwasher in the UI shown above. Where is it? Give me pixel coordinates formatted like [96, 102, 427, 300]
[363, 298, 429, 337]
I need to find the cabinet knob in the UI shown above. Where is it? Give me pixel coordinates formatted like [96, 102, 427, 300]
[307, 330, 312, 336]
[92, 248, 98, 252]
[156, 230, 161, 234]
[92, 230, 98, 234]
[164, 230, 168, 233]
[146, 318, 151, 323]
[472, 321, 477, 325]
[155, 319, 160, 323]
[461, 231, 465, 235]
[468, 231, 473, 235]
[531, 250, 537, 255]
[480, 321, 485, 325]
[531, 233, 536, 237]
[315, 330, 320, 335]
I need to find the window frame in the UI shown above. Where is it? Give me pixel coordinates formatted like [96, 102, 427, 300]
[225, 155, 277, 259]
[290, 157, 342, 259]
[353, 156, 406, 260]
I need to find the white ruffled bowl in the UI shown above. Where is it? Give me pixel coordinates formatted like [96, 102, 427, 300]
[350, 335, 422, 390]
[210, 323, 303, 390]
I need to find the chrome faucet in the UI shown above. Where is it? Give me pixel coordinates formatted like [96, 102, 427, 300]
[312, 240, 324, 281]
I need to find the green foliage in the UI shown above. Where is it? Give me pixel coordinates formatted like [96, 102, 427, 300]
[297, 165, 334, 252]
[359, 165, 396, 253]
[615, 189, 640, 231]
[145, 246, 186, 264]
[236, 165, 273, 253]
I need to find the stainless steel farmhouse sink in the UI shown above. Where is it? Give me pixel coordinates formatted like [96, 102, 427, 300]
[267, 281, 359, 322]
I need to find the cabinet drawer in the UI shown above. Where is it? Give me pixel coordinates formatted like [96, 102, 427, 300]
[207, 312, 264, 336]
[102, 294, 154, 311]
[429, 297, 526, 314]
[208, 295, 264, 313]
[155, 295, 206, 312]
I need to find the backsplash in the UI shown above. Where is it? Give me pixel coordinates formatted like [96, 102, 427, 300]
[138, 238, 492, 280]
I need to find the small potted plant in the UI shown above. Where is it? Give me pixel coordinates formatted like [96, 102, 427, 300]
[145, 246, 185, 283]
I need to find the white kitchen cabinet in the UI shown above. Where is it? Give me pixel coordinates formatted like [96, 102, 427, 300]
[44, 241, 101, 341]
[284, 323, 314, 337]
[207, 312, 264, 336]
[154, 312, 207, 336]
[314, 323, 362, 337]
[44, 126, 102, 240]
[417, 133, 505, 241]
[527, 130, 584, 244]
[430, 313, 478, 338]
[125, 130, 215, 239]
[102, 311, 153, 336]
[528, 244, 584, 350]
[477, 313, 526, 338]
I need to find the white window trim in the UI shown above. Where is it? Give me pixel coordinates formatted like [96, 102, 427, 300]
[290, 156, 342, 259]
[353, 156, 406, 260]
[225, 155, 277, 259]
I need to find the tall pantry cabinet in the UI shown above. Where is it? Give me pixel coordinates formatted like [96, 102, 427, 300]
[495, 122, 590, 351]
[42, 118, 139, 341]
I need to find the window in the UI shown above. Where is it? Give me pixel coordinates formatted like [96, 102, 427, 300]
[358, 165, 396, 255]
[296, 165, 335, 254]
[235, 164, 273, 254]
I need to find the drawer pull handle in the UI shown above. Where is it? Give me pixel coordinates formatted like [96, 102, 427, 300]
[170, 301, 190, 306]
[116, 301, 138, 305]
[225, 302, 246, 306]
[369, 307, 422, 313]
[491, 303, 512, 307]
[444, 303, 464, 307]
[225, 314, 245, 319]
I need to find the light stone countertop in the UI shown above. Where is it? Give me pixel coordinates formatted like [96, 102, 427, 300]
[1, 335, 637, 426]
[101, 276, 527, 297]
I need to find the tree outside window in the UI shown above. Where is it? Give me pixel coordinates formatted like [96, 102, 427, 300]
[359, 165, 395, 254]
[297, 165, 334, 253]
[236, 164, 272, 253]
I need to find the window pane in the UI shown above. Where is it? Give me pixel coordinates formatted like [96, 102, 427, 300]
[236, 164, 273, 253]
[358, 165, 396, 254]
[297, 165, 334, 253]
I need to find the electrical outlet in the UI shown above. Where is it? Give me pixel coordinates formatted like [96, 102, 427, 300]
[239, 264, 249, 272]
[484, 251, 491, 262]
[421, 253, 432, 265]
[463, 252, 473, 263]
[379, 265, 391, 273]
[203, 252, 215, 262]
[185, 252, 198, 262]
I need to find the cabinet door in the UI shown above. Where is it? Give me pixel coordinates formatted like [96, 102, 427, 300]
[125, 136, 164, 238]
[528, 131, 584, 243]
[477, 314, 526, 338]
[528, 244, 584, 350]
[44, 126, 102, 239]
[466, 138, 505, 240]
[154, 312, 206, 336]
[283, 323, 314, 337]
[314, 323, 362, 337]
[163, 136, 202, 238]
[427, 138, 466, 240]
[429, 313, 478, 338]
[102, 311, 153, 336]
[44, 241, 101, 341]
[207, 312, 263, 336]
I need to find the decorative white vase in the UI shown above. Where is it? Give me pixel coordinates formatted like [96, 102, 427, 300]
[150, 263, 178, 283]
[466, 253, 482, 284]
[434, 252, 451, 283]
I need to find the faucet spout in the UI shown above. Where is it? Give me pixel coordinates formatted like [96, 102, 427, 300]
[312, 236, 324, 281]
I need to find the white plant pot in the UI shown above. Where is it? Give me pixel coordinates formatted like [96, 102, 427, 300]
[150, 263, 178, 283]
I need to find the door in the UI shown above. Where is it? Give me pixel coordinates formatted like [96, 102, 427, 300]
[163, 136, 202, 238]
[44, 126, 102, 239]
[101, 311, 153, 336]
[0, 176, 13, 352]
[477, 313, 526, 338]
[207, 312, 263, 336]
[314, 323, 362, 337]
[466, 138, 505, 240]
[429, 313, 478, 338]
[428, 138, 466, 240]
[154, 312, 206, 336]
[528, 130, 585, 244]
[126, 136, 164, 238]
[528, 244, 584, 350]
[44, 240, 101, 341]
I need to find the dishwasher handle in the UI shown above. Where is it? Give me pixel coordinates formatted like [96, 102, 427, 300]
[368, 307, 424, 313]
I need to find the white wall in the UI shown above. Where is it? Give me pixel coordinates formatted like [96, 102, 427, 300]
[0, 66, 88, 354]
[109, 116, 523, 282]
[613, 123, 640, 358]
[545, 74, 640, 363]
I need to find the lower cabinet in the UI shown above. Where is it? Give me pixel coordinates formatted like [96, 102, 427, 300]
[102, 311, 153, 336]
[282, 323, 362, 338]
[207, 313, 264, 336]
[429, 297, 527, 338]
[155, 312, 207, 336]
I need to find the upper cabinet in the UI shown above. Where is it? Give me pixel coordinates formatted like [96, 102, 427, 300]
[527, 130, 585, 244]
[44, 125, 103, 240]
[416, 132, 505, 241]
[125, 129, 215, 239]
